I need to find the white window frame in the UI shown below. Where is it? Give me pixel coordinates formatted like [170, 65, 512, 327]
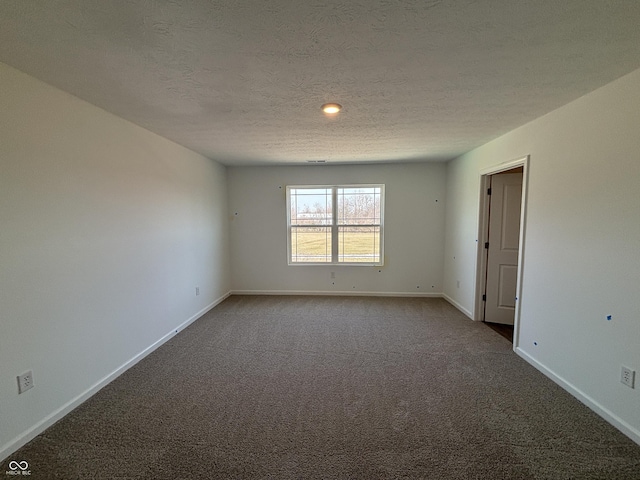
[286, 184, 385, 266]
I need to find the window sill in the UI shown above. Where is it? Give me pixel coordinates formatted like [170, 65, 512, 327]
[287, 262, 384, 267]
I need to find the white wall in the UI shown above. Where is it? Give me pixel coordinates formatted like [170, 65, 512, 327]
[443, 68, 640, 443]
[0, 62, 231, 459]
[228, 163, 446, 295]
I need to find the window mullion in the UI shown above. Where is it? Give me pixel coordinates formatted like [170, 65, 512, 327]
[331, 187, 338, 263]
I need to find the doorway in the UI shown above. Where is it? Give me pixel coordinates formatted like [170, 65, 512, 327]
[475, 157, 529, 346]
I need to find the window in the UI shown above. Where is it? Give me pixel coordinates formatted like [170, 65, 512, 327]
[287, 185, 384, 265]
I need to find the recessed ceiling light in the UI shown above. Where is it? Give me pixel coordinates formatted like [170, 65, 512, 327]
[321, 103, 342, 115]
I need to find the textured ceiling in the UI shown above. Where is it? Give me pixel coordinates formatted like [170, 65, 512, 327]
[1, 1, 640, 165]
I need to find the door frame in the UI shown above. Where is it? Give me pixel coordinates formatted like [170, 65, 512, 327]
[474, 155, 529, 348]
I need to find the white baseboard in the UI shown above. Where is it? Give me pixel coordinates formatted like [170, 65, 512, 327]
[0, 291, 231, 462]
[230, 289, 443, 298]
[442, 293, 473, 319]
[515, 347, 640, 446]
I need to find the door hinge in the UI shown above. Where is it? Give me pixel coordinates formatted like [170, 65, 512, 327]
[484, 242, 489, 249]
[482, 294, 486, 301]
[487, 187, 492, 195]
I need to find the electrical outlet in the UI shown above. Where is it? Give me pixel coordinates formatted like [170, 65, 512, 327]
[17, 370, 34, 394]
[621, 366, 635, 388]
[195, 287, 200, 296]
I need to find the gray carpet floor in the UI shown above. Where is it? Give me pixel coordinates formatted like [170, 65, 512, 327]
[4, 295, 640, 479]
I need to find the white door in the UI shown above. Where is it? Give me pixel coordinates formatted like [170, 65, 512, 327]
[484, 172, 523, 325]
